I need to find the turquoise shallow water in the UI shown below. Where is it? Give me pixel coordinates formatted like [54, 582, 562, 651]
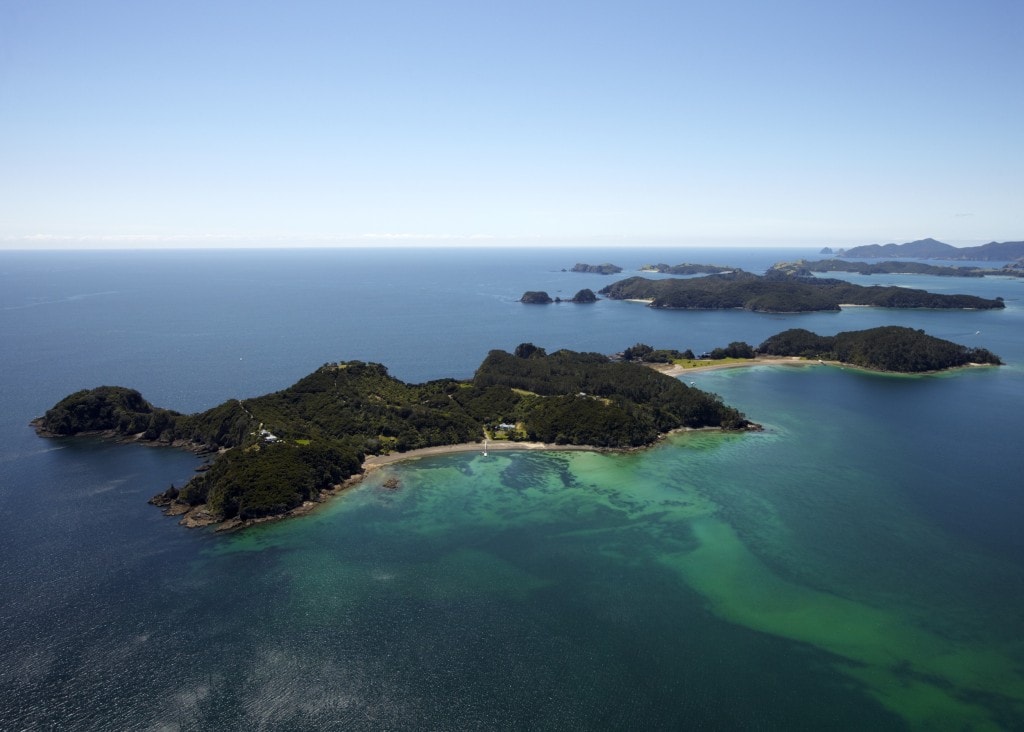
[1, 248, 1022, 729]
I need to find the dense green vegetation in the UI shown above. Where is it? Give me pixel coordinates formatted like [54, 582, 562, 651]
[757, 327, 1003, 372]
[473, 348, 750, 443]
[177, 441, 362, 520]
[598, 272, 1004, 312]
[621, 343, 694, 363]
[707, 342, 756, 359]
[37, 348, 751, 525]
[571, 262, 622, 274]
[35, 386, 182, 441]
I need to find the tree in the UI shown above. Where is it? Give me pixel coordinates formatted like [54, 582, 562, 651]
[708, 342, 755, 359]
[623, 343, 654, 361]
[514, 343, 547, 359]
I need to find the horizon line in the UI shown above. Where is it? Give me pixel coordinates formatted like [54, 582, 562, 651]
[0, 232, 1015, 250]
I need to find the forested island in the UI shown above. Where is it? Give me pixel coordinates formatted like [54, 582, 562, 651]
[773, 259, 1023, 278]
[570, 262, 622, 274]
[34, 346, 751, 528]
[621, 326, 1002, 373]
[520, 289, 599, 303]
[598, 271, 1004, 312]
[757, 326, 1002, 372]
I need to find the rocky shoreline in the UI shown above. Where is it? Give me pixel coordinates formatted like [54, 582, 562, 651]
[147, 470, 367, 531]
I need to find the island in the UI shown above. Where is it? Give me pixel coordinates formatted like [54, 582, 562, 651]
[34, 345, 753, 529]
[756, 326, 1002, 372]
[571, 262, 622, 274]
[622, 327, 1002, 374]
[772, 259, 1023, 279]
[639, 263, 736, 275]
[569, 288, 598, 303]
[597, 270, 1005, 312]
[521, 289, 599, 304]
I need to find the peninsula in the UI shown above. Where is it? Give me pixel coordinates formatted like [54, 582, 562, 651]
[34, 345, 752, 528]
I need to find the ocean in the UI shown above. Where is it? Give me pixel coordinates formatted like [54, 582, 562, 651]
[1, 247, 1022, 730]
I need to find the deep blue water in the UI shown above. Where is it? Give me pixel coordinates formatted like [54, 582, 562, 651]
[1, 247, 1022, 730]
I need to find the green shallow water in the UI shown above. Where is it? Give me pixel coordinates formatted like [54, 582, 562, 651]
[186, 396, 1023, 730]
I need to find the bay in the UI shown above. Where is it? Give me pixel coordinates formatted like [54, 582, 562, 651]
[1, 247, 1022, 730]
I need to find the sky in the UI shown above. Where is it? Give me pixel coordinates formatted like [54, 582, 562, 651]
[1, 0, 1021, 249]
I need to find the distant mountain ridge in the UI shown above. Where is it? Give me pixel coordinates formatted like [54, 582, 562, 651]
[837, 238, 1024, 261]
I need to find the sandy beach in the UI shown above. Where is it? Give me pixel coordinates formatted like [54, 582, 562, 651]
[362, 439, 599, 470]
[645, 355, 820, 377]
[647, 355, 998, 379]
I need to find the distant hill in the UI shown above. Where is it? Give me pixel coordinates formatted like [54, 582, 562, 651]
[837, 238, 1024, 261]
[837, 238, 957, 258]
[965, 241, 1024, 261]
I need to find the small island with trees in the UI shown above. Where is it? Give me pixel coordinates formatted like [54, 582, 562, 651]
[618, 326, 1000, 374]
[570, 262, 622, 274]
[756, 326, 1001, 372]
[520, 289, 599, 303]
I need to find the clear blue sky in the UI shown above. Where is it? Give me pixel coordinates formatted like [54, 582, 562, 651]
[1, 0, 1021, 248]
